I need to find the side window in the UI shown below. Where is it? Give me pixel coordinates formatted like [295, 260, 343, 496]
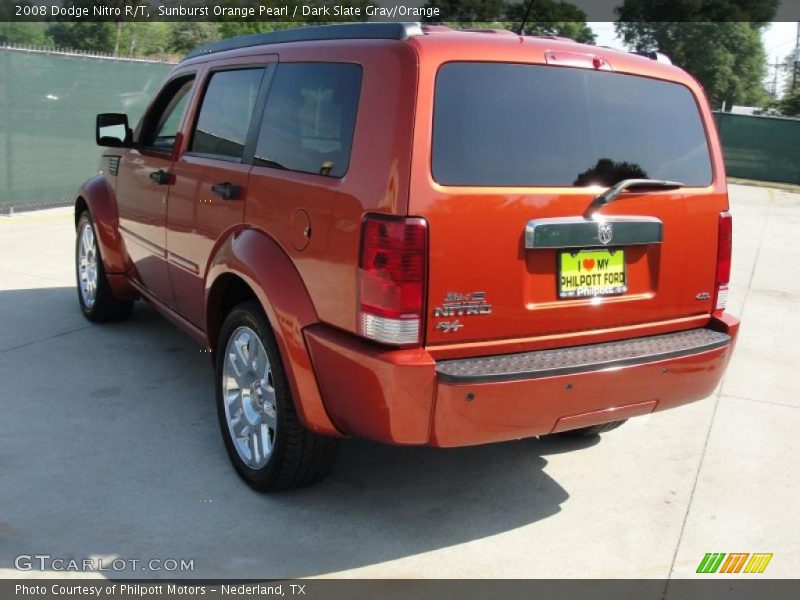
[189, 69, 264, 160]
[254, 63, 362, 177]
[140, 76, 194, 151]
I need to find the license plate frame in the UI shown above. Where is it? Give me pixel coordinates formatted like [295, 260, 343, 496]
[558, 248, 627, 299]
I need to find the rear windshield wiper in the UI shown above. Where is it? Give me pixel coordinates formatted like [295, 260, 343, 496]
[586, 179, 683, 217]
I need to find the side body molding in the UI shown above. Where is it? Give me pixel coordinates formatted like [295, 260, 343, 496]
[205, 228, 342, 437]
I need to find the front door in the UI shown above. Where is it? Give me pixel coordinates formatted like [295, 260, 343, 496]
[116, 74, 195, 309]
[167, 63, 271, 328]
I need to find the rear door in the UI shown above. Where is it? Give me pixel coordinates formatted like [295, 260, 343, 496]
[411, 61, 727, 347]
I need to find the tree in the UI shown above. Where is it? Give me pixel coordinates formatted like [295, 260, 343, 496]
[760, 89, 800, 117]
[118, 22, 172, 57]
[168, 22, 220, 54]
[48, 22, 116, 53]
[506, 0, 595, 43]
[615, 0, 778, 24]
[615, 0, 779, 108]
[217, 1, 374, 39]
[45, 0, 118, 52]
[0, 22, 49, 46]
[423, 0, 595, 43]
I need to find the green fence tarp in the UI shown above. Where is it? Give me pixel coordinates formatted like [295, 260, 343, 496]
[714, 111, 800, 185]
[0, 48, 173, 211]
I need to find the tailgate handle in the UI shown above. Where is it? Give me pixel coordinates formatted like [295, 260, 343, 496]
[525, 217, 663, 249]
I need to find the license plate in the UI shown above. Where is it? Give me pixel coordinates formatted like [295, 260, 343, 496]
[558, 249, 627, 298]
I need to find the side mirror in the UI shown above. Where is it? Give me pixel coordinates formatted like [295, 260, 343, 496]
[96, 113, 132, 147]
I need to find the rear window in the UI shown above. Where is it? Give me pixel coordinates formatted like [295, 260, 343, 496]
[432, 63, 713, 187]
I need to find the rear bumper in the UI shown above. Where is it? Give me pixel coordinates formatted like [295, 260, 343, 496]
[304, 315, 739, 447]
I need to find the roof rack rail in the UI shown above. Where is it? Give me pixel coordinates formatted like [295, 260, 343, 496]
[183, 22, 424, 61]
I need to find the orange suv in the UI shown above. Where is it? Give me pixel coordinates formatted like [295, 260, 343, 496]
[76, 23, 739, 491]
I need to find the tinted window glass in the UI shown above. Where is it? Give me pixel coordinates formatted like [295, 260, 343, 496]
[190, 69, 263, 159]
[255, 63, 362, 177]
[141, 77, 194, 150]
[432, 63, 713, 187]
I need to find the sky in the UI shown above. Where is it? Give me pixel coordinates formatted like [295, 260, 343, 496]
[590, 21, 799, 95]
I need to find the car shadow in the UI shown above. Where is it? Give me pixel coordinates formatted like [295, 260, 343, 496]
[0, 286, 599, 578]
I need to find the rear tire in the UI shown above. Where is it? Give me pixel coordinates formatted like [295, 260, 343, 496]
[75, 211, 134, 322]
[215, 301, 339, 492]
[556, 419, 627, 438]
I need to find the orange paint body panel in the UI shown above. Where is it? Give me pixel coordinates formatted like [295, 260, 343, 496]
[304, 316, 737, 446]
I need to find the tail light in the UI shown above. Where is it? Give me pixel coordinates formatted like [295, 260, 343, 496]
[713, 211, 732, 313]
[358, 214, 427, 346]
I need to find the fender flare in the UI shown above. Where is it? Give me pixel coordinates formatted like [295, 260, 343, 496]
[206, 228, 341, 437]
[74, 175, 135, 299]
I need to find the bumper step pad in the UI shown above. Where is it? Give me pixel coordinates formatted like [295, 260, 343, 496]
[435, 328, 730, 383]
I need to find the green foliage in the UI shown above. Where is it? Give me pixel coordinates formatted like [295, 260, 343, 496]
[118, 23, 172, 57]
[761, 89, 800, 117]
[423, 0, 595, 43]
[0, 22, 49, 45]
[48, 22, 116, 53]
[614, 0, 779, 108]
[216, 0, 374, 40]
[168, 22, 220, 53]
[506, 0, 596, 42]
[615, 0, 778, 24]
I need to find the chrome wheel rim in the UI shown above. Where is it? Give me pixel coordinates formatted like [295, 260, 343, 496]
[222, 326, 277, 469]
[78, 221, 98, 309]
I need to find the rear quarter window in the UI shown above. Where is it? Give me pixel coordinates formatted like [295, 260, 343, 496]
[432, 62, 713, 187]
[254, 62, 362, 178]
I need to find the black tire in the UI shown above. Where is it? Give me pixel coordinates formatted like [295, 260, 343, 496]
[75, 211, 134, 322]
[215, 300, 339, 492]
[555, 419, 627, 438]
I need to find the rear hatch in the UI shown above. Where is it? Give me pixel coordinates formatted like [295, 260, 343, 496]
[414, 60, 728, 347]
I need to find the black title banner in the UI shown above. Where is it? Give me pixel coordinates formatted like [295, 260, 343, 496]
[3, 0, 800, 23]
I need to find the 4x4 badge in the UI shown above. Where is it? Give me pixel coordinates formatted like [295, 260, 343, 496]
[598, 222, 613, 245]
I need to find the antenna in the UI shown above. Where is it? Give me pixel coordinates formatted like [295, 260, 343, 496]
[517, 0, 536, 36]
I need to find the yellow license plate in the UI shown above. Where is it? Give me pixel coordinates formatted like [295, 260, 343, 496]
[558, 249, 627, 298]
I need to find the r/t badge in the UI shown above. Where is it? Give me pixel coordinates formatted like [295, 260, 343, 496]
[435, 320, 464, 333]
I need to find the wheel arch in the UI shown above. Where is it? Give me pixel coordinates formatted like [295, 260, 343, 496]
[205, 228, 341, 437]
[74, 176, 135, 300]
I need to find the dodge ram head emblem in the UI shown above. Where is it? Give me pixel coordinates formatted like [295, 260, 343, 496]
[433, 291, 492, 332]
[598, 221, 613, 245]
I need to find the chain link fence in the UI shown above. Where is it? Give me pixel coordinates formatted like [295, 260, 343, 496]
[714, 111, 800, 185]
[0, 45, 175, 214]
